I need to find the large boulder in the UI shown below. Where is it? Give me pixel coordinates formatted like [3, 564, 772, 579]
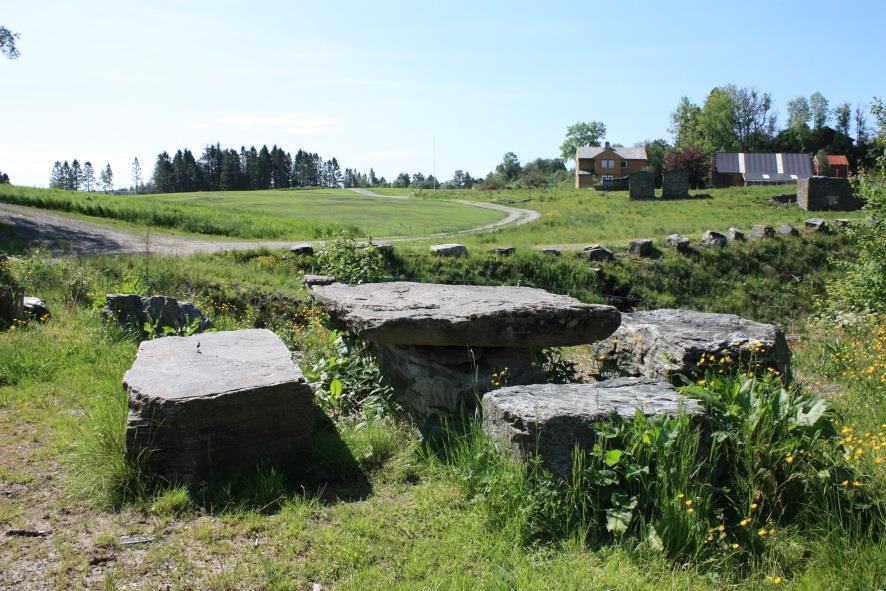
[305, 278, 621, 348]
[804, 218, 830, 233]
[290, 242, 314, 256]
[488, 246, 516, 256]
[748, 224, 775, 240]
[666, 234, 691, 253]
[124, 329, 315, 484]
[628, 239, 654, 257]
[482, 378, 704, 476]
[726, 227, 745, 241]
[538, 247, 561, 257]
[431, 243, 467, 257]
[700, 231, 728, 248]
[776, 223, 800, 237]
[23, 296, 50, 321]
[584, 244, 615, 261]
[104, 294, 212, 334]
[591, 309, 791, 382]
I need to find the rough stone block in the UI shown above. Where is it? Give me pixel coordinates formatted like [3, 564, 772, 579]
[124, 329, 315, 484]
[431, 243, 467, 257]
[290, 243, 314, 256]
[726, 227, 745, 241]
[804, 218, 830, 233]
[666, 234, 691, 253]
[749, 224, 775, 240]
[797, 177, 861, 211]
[661, 170, 690, 199]
[488, 246, 516, 256]
[104, 294, 212, 334]
[591, 309, 791, 383]
[584, 244, 615, 261]
[629, 171, 655, 200]
[776, 223, 800, 237]
[23, 296, 50, 320]
[628, 239, 655, 257]
[482, 378, 704, 476]
[700, 231, 727, 247]
[539, 248, 561, 257]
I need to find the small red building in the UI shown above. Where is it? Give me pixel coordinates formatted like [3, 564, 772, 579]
[817, 155, 850, 178]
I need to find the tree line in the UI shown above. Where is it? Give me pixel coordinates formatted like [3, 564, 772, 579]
[49, 160, 113, 192]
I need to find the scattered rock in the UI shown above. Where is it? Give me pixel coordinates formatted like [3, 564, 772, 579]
[804, 218, 830, 233]
[116, 534, 155, 546]
[303, 274, 336, 287]
[306, 279, 621, 349]
[124, 329, 315, 484]
[482, 378, 704, 476]
[748, 224, 775, 240]
[289, 242, 314, 256]
[369, 240, 394, 253]
[584, 244, 614, 261]
[104, 294, 212, 334]
[6, 529, 50, 538]
[834, 218, 851, 228]
[666, 234, 691, 253]
[538, 248, 561, 257]
[591, 309, 791, 382]
[628, 239, 654, 257]
[430, 243, 467, 257]
[23, 296, 50, 320]
[700, 231, 727, 247]
[488, 246, 516, 256]
[776, 223, 800, 237]
[726, 227, 745, 241]
[770, 194, 797, 205]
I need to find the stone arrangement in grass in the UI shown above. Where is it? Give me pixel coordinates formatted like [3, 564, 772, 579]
[124, 329, 315, 484]
[590, 309, 791, 383]
[104, 294, 212, 335]
[305, 275, 621, 417]
[482, 377, 705, 476]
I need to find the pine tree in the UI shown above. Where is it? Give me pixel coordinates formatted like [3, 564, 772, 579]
[369, 168, 379, 186]
[199, 144, 222, 190]
[326, 158, 343, 188]
[256, 145, 272, 189]
[61, 161, 72, 190]
[100, 163, 113, 192]
[152, 152, 175, 193]
[132, 157, 143, 193]
[82, 161, 96, 192]
[49, 161, 65, 188]
[183, 149, 204, 190]
[69, 159, 83, 191]
[220, 149, 244, 190]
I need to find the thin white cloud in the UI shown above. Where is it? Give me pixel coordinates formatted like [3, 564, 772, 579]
[214, 113, 338, 135]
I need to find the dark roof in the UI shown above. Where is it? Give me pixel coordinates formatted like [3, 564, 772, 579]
[713, 153, 812, 178]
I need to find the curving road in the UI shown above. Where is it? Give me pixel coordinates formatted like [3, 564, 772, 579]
[0, 192, 539, 257]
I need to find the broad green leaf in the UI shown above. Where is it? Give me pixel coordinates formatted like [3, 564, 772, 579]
[606, 507, 632, 534]
[604, 449, 624, 467]
[329, 378, 343, 398]
[795, 399, 829, 427]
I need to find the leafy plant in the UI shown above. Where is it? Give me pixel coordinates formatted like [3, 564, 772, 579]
[314, 236, 386, 284]
[307, 331, 398, 419]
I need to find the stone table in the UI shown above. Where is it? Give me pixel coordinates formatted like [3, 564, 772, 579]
[305, 276, 621, 417]
[124, 329, 315, 484]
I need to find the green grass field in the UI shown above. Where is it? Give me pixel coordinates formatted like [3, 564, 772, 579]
[404, 185, 863, 250]
[0, 185, 504, 240]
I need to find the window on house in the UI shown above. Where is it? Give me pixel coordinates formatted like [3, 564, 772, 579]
[621, 160, 627, 168]
[602, 159, 615, 169]
[602, 175, 613, 181]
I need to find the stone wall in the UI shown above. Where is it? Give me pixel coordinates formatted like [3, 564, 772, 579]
[628, 171, 655, 200]
[594, 177, 629, 191]
[661, 170, 689, 199]
[797, 177, 861, 211]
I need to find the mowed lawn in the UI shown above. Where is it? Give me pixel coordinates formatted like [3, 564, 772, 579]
[0, 185, 504, 240]
[405, 185, 864, 249]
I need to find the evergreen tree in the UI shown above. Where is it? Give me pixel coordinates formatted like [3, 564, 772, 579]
[256, 145, 272, 189]
[70, 159, 83, 191]
[199, 143, 222, 190]
[152, 151, 175, 193]
[172, 150, 187, 192]
[183, 149, 204, 190]
[326, 158, 343, 188]
[220, 149, 244, 190]
[270, 145, 291, 188]
[369, 168, 379, 186]
[100, 163, 113, 192]
[0, 170, 8, 184]
[132, 157, 143, 193]
[61, 161, 72, 190]
[82, 161, 96, 192]
[49, 161, 65, 188]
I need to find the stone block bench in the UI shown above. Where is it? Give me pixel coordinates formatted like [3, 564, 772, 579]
[590, 309, 791, 383]
[124, 329, 314, 484]
[305, 276, 621, 418]
[482, 378, 704, 476]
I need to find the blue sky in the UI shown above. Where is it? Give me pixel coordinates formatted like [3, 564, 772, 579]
[2, 0, 885, 187]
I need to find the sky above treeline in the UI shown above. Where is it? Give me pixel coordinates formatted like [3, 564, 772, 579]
[2, 0, 885, 187]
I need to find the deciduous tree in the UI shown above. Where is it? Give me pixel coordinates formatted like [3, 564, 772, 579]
[100, 163, 113, 192]
[0, 26, 20, 60]
[560, 121, 606, 160]
[82, 161, 96, 192]
[810, 92, 829, 129]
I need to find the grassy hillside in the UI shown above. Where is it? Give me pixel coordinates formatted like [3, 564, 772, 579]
[406, 185, 863, 249]
[0, 185, 504, 240]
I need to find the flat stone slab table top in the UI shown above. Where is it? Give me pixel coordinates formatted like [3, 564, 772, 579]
[483, 377, 705, 476]
[305, 277, 621, 348]
[124, 329, 314, 484]
[591, 308, 791, 382]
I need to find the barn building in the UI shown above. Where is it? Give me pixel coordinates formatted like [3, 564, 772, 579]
[711, 153, 813, 187]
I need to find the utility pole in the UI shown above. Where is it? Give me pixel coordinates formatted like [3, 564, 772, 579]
[433, 136, 437, 190]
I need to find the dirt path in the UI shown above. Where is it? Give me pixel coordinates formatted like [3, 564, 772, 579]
[0, 195, 539, 257]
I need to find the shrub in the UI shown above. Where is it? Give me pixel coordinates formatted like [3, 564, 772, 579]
[315, 236, 386, 284]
